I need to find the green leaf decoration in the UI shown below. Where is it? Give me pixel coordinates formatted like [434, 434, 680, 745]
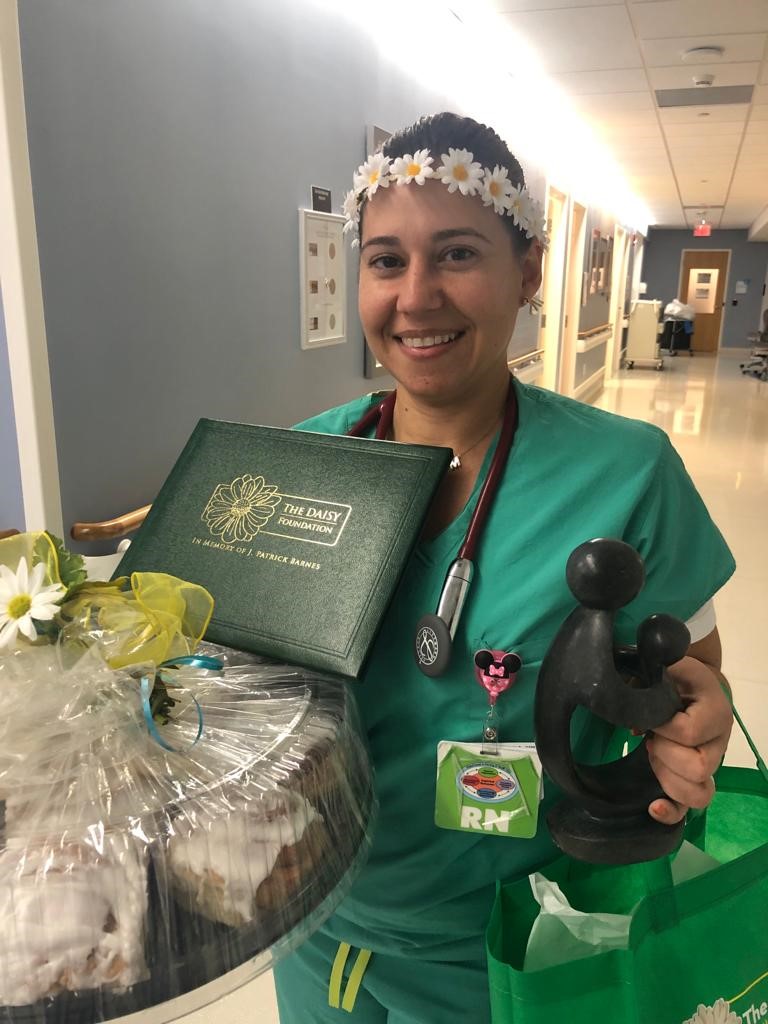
[44, 532, 88, 590]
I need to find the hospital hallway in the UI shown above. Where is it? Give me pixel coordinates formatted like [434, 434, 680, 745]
[594, 349, 768, 766]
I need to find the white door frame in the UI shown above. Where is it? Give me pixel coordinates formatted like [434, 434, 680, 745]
[0, 1, 62, 534]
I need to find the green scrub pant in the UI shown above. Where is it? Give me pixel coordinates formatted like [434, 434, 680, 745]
[274, 928, 491, 1023]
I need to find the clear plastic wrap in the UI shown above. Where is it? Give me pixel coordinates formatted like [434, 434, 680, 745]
[0, 641, 375, 1023]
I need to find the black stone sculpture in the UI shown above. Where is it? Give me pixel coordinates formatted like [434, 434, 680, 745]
[535, 538, 691, 864]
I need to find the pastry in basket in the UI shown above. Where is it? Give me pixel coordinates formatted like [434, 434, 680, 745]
[0, 832, 148, 1007]
[167, 788, 326, 927]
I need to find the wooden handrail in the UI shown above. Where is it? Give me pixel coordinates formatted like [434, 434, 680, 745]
[70, 504, 151, 541]
[508, 348, 545, 370]
[0, 529, 21, 540]
[577, 322, 612, 340]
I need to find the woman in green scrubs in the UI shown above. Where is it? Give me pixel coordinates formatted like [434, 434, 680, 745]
[274, 112, 735, 1022]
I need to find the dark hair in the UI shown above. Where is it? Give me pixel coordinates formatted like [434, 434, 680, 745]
[363, 112, 531, 257]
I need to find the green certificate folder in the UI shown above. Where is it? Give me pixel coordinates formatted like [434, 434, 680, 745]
[114, 418, 451, 677]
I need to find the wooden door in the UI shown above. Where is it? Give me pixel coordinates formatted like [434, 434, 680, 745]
[679, 250, 730, 352]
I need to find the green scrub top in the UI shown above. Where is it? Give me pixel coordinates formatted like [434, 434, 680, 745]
[295, 380, 735, 963]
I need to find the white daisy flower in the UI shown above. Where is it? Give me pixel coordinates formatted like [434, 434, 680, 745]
[481, 165, 514, 214]
[683, 998, 741, 1024]
[390, 149, 435, 186]
[0, 557, 66, 649]
[508, 185, 528, 231]
[436, 148, 484, 196]
[523, 195, 547, 243]
[342, 189, 360, 234]
[353, 153, 391, 197]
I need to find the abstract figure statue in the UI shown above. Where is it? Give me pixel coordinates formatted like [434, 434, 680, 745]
[535, 538, 691, 864]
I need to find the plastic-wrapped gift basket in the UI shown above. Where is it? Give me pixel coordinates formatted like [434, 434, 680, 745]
[0, 533, 375, 1023]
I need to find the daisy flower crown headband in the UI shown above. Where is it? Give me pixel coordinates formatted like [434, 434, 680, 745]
[343, 147, 549, 249]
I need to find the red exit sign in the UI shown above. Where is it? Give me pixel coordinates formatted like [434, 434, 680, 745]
[693, 223, 712, 237]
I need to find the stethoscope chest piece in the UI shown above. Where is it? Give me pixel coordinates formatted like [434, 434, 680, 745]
[414, 614, 453, 677]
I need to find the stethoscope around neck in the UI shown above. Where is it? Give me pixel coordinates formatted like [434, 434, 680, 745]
[347, 377, 519, 678]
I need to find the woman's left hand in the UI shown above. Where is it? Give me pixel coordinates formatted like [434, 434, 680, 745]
[645, 654, 733, 825]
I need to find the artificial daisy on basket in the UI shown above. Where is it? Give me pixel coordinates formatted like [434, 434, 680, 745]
[0, 532, 81, 649]
[0, 531, 213, 669]
[0, 555, 67, 648]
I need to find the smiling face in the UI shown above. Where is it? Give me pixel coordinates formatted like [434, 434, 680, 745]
[358, 179, 542, 408]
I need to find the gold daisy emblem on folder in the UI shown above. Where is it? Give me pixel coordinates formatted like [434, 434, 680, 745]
[202, 474, 281, 543]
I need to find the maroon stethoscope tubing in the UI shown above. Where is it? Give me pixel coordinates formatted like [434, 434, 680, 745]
[346, 378, 519, 677]
[346, 389, 397, 440]
[347, 378, 518, 556]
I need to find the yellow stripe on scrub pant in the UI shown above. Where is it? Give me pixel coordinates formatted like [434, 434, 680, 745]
[329, 942, 374, 1013]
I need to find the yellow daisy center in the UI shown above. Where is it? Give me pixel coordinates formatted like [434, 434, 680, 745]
[490, 181, 501, 197]
[453, 165, 468, 181]
[368, 170, 380, 185]
[230, 499, 252, 518]
[407, 162, 421, 176]
[8, 594, 32, 620]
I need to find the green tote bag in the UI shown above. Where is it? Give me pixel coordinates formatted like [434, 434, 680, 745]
[487, 710, 768, 1024]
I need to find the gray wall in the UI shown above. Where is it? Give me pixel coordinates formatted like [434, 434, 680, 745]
[18, 0, 547, 542]
[641, 228, 768, 348]
[0, 285, 25, 530]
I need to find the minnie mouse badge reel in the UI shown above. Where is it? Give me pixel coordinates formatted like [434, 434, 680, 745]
[474, 649, 522, 753]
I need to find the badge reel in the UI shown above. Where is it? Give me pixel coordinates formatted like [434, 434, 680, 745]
[434, 650, 544, 839]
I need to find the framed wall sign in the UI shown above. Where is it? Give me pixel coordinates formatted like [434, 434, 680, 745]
[299, 209, 347, 350]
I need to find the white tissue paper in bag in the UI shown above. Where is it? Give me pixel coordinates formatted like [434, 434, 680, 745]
[523, 874, 632, 972]
[524, 842, 721, 972]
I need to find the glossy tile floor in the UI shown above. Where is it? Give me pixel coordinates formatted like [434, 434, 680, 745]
[176, 349, 767, 1024]
[594, 348, 768, 768]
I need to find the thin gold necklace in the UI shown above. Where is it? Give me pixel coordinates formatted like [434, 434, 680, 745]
[448, 420, 501, 471]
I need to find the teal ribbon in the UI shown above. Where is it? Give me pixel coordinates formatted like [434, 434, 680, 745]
[140, 655, 222, 753]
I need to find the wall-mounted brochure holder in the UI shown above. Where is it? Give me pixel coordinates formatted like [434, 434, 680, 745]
[299, 209, 346, 350]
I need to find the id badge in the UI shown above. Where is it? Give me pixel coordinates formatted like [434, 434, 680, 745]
[435, 741, 542, 839]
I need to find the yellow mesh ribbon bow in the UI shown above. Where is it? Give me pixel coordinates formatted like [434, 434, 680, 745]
[61, 572, 214, 669]
[0, 532, 61, 588]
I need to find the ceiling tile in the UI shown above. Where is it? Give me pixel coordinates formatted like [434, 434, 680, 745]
[488, 0, 623, 9]
[648, 62, 760, 90]
[641, 34, 767, 68]
[750, 105, 768, 120]
[632, 1, 768, 39]
[754, 85, 768, 104]
[677, 175, 731, 189]
[551, 68, 649, 94]
[659, 104, 748, 124]
[740, 138, 768, 154]
[618, 139, 670, 154]
[721, 204, 765, 226]
[500, 6, 642, 72]
[592, 119, 663, 139]
[727, 190, 768, 208]
[571, 92, 655, 115]
[667, 137, 740, 152]
[733, 152, 768, 168]
[684, 207, 723, 223]
[680, 191, 729, 207]
[761, 63, 768, 86]
[663, 120, 745, 136]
